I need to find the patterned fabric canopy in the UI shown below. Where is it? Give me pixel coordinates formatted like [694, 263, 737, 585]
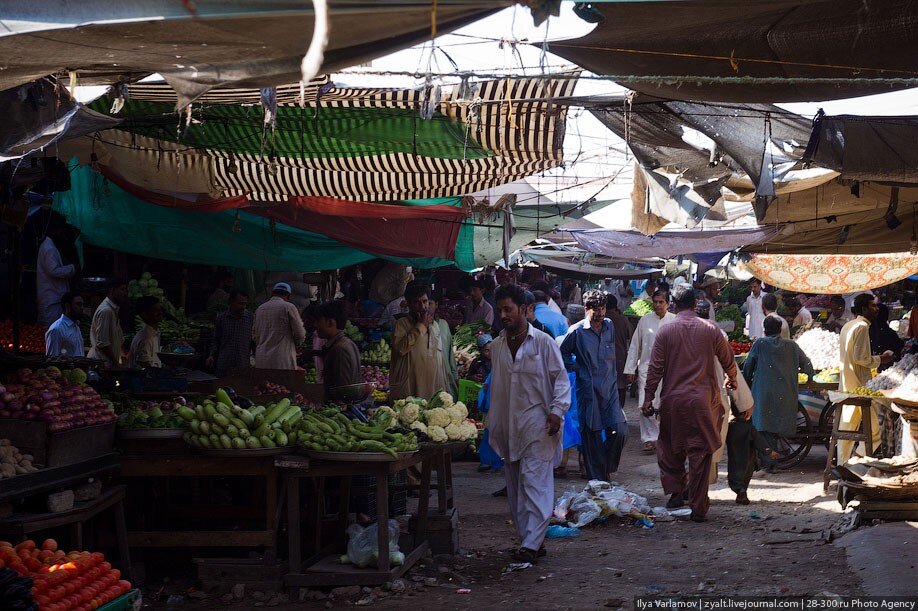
[743, 254, 918, 294]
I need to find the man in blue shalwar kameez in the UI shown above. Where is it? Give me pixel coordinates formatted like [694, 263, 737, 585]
[560, 290, 628, 480]
[742, 316, 815, 470]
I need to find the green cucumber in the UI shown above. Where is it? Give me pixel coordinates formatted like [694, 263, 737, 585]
[189, 420, 202, 434]
[219, 434, 233, 449]
[275, 430, 289, 446]
[199, 421, 212, 435]
[212, 413, 230, 428]
[249, 405, 266, 417]
[253, 414, 266, 428]
[259, 435, 277, 448]
[238, 428, 250, 439]
[232, 407, 254, 428]
[225, 424, 239, 437]
[215, 388, 234, 409]
[209, 433, 220, 447]
[203, 403, 217, 421]
[229, 417, 247, 431]
[198, 435, 212, 448]
[215, 404, 234, 420]
[264, 399, 291, 424]
[231, 437, 246, 449]
[211, 424, 225, 436]
[245, 436, 262, 449]
[195, 405, 206, 420]
[177, 406, 197, 422]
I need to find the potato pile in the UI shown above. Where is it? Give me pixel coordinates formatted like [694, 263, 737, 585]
[0, 439, 40, 478]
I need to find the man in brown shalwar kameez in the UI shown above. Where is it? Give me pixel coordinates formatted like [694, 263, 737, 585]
[642, 285, 738, 522]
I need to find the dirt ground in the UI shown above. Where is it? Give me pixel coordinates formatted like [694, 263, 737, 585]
[142, 398, 869, 610]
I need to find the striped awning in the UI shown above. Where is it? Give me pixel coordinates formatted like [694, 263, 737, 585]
[77, 75, 577, 202]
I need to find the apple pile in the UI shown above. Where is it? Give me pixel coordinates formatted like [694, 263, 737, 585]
[0, 368, 116, 432]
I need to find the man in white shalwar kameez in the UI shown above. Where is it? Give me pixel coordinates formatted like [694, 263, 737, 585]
[488, 284, 570, 564]
[624, 290, 675, 452]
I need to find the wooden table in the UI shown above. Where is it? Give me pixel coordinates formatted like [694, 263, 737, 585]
[119, 453, 281, 560]
[419, 443, 462, 515]
[0, 485, 131, 580]
[279, 452, 431, 587]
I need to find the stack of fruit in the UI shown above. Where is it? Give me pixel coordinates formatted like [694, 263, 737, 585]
[0, 321, 47, 354]
[254, 381, 289, 396]
[0, 539, 131, 611]
[295, 408, 417, 457]
[304, 369, 319, 384]
[0, 439, 40, 479]
[729, 339, 753, 355]
[114, 399, 186, 430]
[179, 389, 300, 450]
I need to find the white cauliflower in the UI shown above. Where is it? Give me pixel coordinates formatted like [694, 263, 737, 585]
[436, 391, 454, 408]
[409, 421, 428, 435]
[427, 425, 448, 442]
[398, 402, 421, 425]
[444, 423, 462, 440]
[447, 402, 469, 424]
[424, 407, 451, 428]
[459, 421, 478, 441]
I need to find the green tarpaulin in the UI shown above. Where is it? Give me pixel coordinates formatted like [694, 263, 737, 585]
[56, 163, 476, 272]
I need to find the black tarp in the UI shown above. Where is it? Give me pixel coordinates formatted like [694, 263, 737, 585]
[805, 114, 918, 183]
[550, 0, 918, 103]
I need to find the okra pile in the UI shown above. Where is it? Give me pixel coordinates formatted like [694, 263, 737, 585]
[295, 408, 417, 457]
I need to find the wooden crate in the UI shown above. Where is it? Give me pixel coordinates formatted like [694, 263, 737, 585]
[409, 507, 458, 555]
[0, 420, 116, 467]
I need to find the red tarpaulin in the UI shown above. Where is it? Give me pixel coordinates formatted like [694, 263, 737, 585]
[268, 197, 467, 260]
[99, 166, 467, 260]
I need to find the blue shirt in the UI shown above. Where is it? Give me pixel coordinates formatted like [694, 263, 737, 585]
[534, 303, 569, 338]
[559, 318, 625, 430]
[45, 315, 85, 357]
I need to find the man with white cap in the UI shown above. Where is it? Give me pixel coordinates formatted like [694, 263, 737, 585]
[253, 282, 307, 370]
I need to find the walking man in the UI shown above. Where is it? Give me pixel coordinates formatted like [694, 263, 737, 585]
[561, 290, 628, 480]
[488, 284, 570, 564]
[642, 284, 738, 522]
[624, 290, 676, 452]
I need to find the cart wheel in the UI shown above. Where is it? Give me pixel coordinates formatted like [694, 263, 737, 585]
[818, 400, 835, 449]
[774, 403, 814, 469]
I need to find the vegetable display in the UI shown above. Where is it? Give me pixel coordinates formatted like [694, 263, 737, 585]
[0, 567, 36, 611]
[795, 328, 841, 371]
[363, 341, 391, 364]
[715, 304, 744, 329]
[304, 369, 318, 384]
[453, 321, 492, 352]
[813, 367, 839, 384]
[0, 439, 40, 478]
[866, 353, 918, 400]
[391, 391, 478, 442]
[112, 398, 186, 429]
[729, 340, 752, 355]
[0, 539, 131, 611]
[361, 366, 389, 389]
[295, 408, 418, 457]
[180, 389, 300, 450]
[623, 299, 653, 317]
[0, 368, 116, 432]
[344, 321, 365, 343]
[0, 321, 47, 354]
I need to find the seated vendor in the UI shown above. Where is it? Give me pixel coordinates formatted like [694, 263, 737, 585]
[467, 334, 493, 382]
[129, 296, 163, 368]
[315, 300, 361, 394]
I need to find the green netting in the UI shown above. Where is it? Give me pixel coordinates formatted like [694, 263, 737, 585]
[89, 99, 489, 160]
[55, 163, 476, 272]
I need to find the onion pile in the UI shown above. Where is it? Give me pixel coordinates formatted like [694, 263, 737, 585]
[795, 328, 840, 371]
[361, 366, 389, 390]
[866, 354, 918, 397]
[0, 368, 116, 432]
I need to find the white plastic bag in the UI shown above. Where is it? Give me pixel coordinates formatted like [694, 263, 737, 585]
[345, 520, 401, 568]
[552, 487, 580, 521]
[568, 496, 602, 528]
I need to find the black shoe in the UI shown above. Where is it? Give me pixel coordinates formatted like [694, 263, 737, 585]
[735, 491, 750, 505]
[690, 512, 707, 523]
[511, 547, 539, 563]
[665, 492, 685, 509]
[537, 545, 547, 558]
[492, 487, 508, 497]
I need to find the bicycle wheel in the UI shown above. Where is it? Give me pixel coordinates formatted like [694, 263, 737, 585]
[774, 403, 814, 469]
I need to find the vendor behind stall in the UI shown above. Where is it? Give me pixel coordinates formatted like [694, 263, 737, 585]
[88, 279, 128, 367]
[824, 295, 853, 333]
[45, 291, 85, 357]
[467, 334, 493, 382]
[129, 296, 163, 368]
[206, 289, 254, 376]
[315, 300, 361, 393]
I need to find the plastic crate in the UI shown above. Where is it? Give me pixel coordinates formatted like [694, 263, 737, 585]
[98, 589, 142, 611]
[457, 379, 483, 408]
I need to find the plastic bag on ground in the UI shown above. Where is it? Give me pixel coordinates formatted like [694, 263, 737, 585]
[552, 487, 580, 521]
[568, 496, 603, 528]
[346, 519, 401, 568]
